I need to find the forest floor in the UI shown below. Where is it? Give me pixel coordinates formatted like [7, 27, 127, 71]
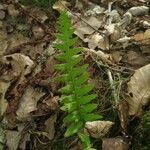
[0, 0, 150, 150]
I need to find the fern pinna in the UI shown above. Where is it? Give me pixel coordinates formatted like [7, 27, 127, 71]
[54, 11, 101, 149]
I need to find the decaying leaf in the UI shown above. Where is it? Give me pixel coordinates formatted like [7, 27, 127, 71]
[0, 30, 8, 56]
[84, 121, 114, 138]
[4, 53, 34, 78]
[126, 51, 150, 69]
[0, 82, 9, 116]
[86, 33, 109, 50]
[45, 114, 57, 140]
[127, 64, 150, 115]
[43, 96, 59, 110]
[6, 130, 21, 150]
[102, 137, 129, 150]
[133, 29, 150, 44]
[74, 16, 102, 41]
[0, 124, 6, 150]
[16, 86, 45, 121]
[118, 101, 129, 134]
[53, 0, 70, 12]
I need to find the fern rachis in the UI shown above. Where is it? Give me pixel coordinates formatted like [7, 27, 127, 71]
[53, 11, 102, 149]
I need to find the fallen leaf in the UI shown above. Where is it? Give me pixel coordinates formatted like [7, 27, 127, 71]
[86, 33, 109, 50]
[0, 124, 6, 150]
[45, 114, 57, 140]
[43, 96, 59, 110]
[133, 29, 150, 44]
[118, 101, 129, 134]
[6, 130, 21, 150]
[0, 82, 9, 116]
[53, 0, 70, 12]
[4, 53, 34, 78]
[84, 121, 114, 138]
[126, 51, 150, 69]
[32, 25, 45, 39]
[127, 64, 150, 115]
[102, 137, 129, 150]
[16, 86, 45, 121]
[0, 30, 8, 55]
[74, 16, 102, 41]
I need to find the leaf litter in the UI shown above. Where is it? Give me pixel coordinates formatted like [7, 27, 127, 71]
[0, 0, 150, 149]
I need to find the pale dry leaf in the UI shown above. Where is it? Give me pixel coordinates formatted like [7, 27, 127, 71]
[127, 64, 150, 115]
[6, 130, 21, 150]
[128, 6, 149, 16]
[87, 33, 109, 50]
[83, 47, 113, 64]
[45, 114, 57, 140]
[19, 133, 30, 150]
[16, 86, 45, 121]
[74, 16, 102, 41]
[7, 33, 29, 51]
[0, 82, 9, 116]
[53, 0, 70, 12]
[32, 25, 45, 39]
[7, 4, 19, 17]
[84, 121, 114, 138]
[4, 53, 34, 77]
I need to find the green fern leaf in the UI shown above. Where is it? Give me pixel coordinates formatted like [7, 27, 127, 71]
[54, 11, 102, 149]
[64, 122, 83, 137]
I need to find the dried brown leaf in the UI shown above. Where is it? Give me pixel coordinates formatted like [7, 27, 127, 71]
[16, 86, 45, 121]
[127, 64, 150, 115]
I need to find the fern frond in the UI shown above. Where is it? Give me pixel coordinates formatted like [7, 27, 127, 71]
[54, 11, 102, 149]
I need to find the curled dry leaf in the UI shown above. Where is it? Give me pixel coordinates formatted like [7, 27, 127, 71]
[16, 86, 45, 121]
[84, 121, 114, 138]
[127, 64, 150, 115]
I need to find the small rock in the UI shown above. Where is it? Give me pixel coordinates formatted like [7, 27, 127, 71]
[7, 4, 19, 17]
[32, 26, 45, 39]
[0, 10, 5, 20]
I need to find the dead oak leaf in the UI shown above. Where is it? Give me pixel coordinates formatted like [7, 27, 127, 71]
[16, 86, 45, 121]
[127, 64, 150, 115]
